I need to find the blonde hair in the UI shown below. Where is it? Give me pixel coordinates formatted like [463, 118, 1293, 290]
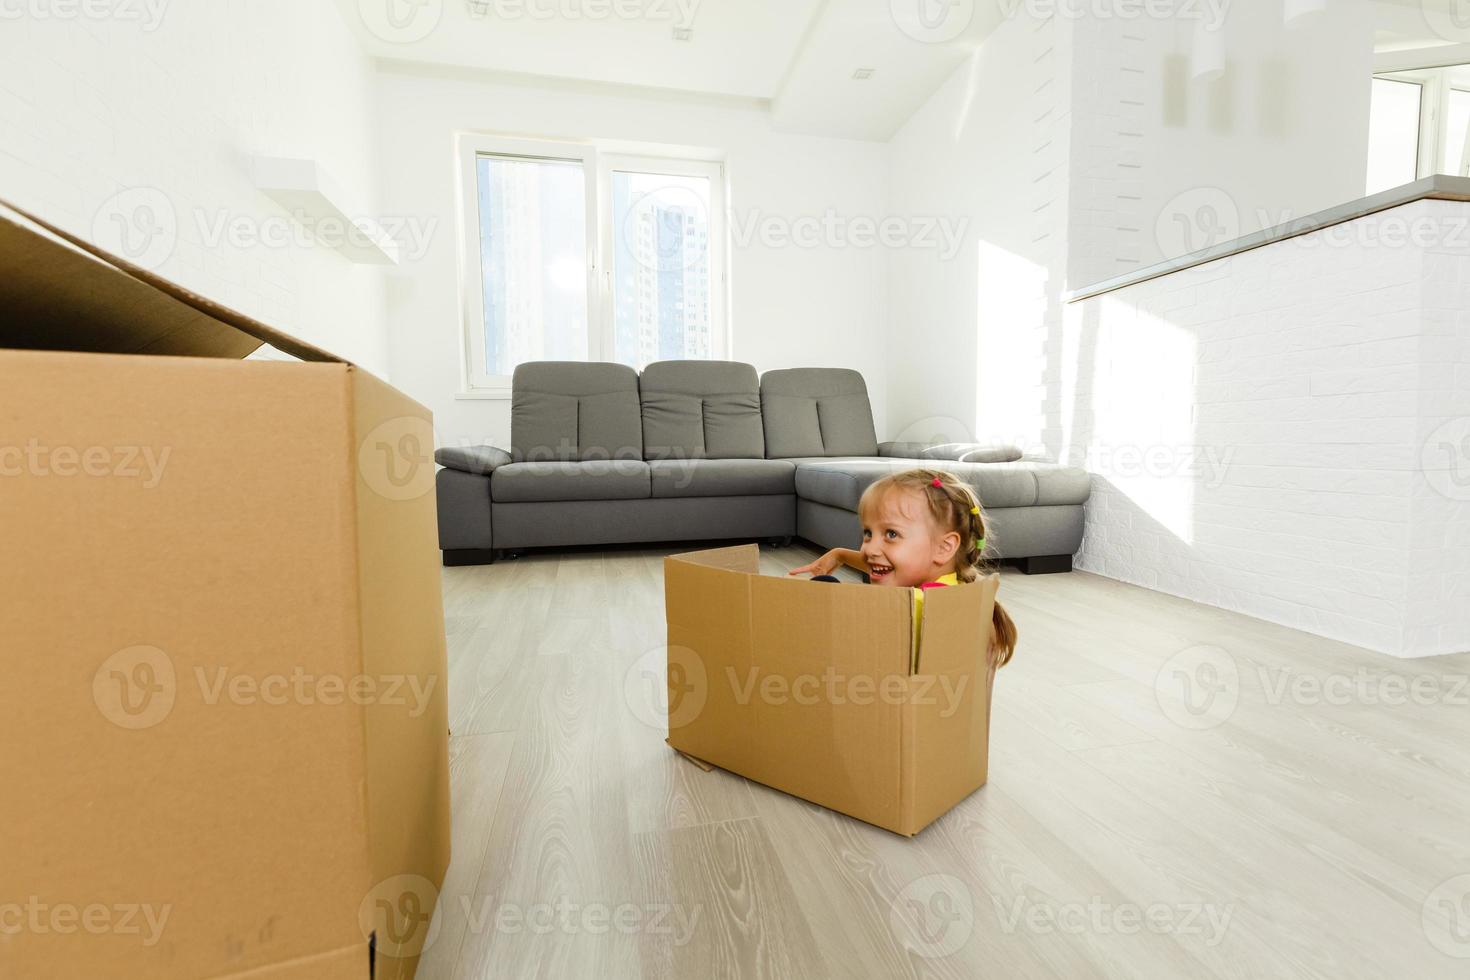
[857, 468, 1018, 666]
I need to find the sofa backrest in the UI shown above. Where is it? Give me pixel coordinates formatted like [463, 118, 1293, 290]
[760, 368, 879, 458]
[639, 360, 765, 460]
[510, 361, 642, 462]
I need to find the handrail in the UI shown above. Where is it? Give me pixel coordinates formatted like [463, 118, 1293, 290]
[1064, 174, 1470, 303]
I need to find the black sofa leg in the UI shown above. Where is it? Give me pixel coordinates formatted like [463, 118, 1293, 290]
[1015, 554, 1073, 575]
[443, 548, 499, 567]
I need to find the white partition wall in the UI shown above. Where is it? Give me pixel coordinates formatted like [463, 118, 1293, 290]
[1068, 198, 1470, 658]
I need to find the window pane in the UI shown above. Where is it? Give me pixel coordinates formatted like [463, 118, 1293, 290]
[475, 155, 587, 376]
[1444, 89, 1470, 176]
[1366, 78, 1421, 195]
[610, 172, 713, 368]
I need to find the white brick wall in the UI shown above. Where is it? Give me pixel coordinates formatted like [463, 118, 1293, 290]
[1070, 200, 1470, 658]
[0, 2, 389, 373]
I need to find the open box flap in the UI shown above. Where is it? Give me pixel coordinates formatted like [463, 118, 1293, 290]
[0, 197, 346, 363]
[666, 542, 761, 574]
[899, 575, 999, 834]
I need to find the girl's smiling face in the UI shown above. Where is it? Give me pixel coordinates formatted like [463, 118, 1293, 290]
[859, 487, 961, 587]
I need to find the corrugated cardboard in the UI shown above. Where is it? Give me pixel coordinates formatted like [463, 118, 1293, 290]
[663, 544, 999, 837]
[0, 201, 450, 979]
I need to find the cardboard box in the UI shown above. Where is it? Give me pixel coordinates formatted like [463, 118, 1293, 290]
[0, 201, 450, 979]
[663, 544, 1000, 836]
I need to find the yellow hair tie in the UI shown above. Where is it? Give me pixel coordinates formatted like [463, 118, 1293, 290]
[970, 506, 979, 515]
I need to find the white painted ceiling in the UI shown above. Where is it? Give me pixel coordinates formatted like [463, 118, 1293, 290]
[345, 1, 1438, 139]
[337, 0, 1001, 140]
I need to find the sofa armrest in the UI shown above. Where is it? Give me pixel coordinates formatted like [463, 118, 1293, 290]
[434, 445, 512, 475]
[877, 441, 1024, 464]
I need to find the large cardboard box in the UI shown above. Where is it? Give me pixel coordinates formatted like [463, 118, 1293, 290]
[0, 202, 451, 979]
[663, 544, 1000, 836]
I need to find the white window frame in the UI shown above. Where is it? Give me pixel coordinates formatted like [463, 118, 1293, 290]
[455, 134, 728, 398]
[1442, 85, 1470, 177]
[1370, 73, 1428, 189]
[1372, 68, 1470, 182]
[597, 153, 728, 369]
[456, 134, 600, 397]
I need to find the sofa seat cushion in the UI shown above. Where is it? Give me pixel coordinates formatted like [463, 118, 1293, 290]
[790, 458, 1090, 512]
[492, 460, 651, 503]
[649, 458, 796, 498]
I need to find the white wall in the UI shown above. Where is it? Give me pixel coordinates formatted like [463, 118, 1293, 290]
[1068, 2, 1376, 288]
[374, 67, 891, 451]
[884, 7, 1470, 657]
[0, 3, 389, 372]
[886, 12, 1075, 452]
[1071, 200, 1470, 659]
[887, 5, 1375, 462]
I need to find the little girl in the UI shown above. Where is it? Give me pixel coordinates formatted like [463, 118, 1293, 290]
[788, 468, 1018, 665]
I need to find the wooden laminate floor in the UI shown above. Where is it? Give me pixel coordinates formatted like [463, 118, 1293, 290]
[417, 542, 1470, 980]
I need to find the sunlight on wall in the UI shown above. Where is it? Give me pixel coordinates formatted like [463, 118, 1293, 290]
[953, 47, 984, 144]
[976, 241, 1050, 449]
[1089, 295, 1198, 544]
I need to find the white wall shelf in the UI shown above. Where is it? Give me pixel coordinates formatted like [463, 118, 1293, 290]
[252, 156, 399, 265]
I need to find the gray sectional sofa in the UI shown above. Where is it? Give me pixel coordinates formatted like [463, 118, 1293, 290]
[434, 360, 1091, 573]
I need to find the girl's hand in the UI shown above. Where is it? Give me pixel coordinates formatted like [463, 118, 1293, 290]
[788, 549, 845, 577]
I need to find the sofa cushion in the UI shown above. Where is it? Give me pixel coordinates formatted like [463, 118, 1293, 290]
[491, 460, 651, 503]
[649, 458, 796, 498]
[511, 361, 643, 462]
[640, 360, 765, 460]
[877, 441, 1025, 464]
[790, 458, 1090, 512]
[760, 368, 879, 458]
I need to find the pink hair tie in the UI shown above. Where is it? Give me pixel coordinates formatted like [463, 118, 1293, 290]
[931, 477, 942, 487]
